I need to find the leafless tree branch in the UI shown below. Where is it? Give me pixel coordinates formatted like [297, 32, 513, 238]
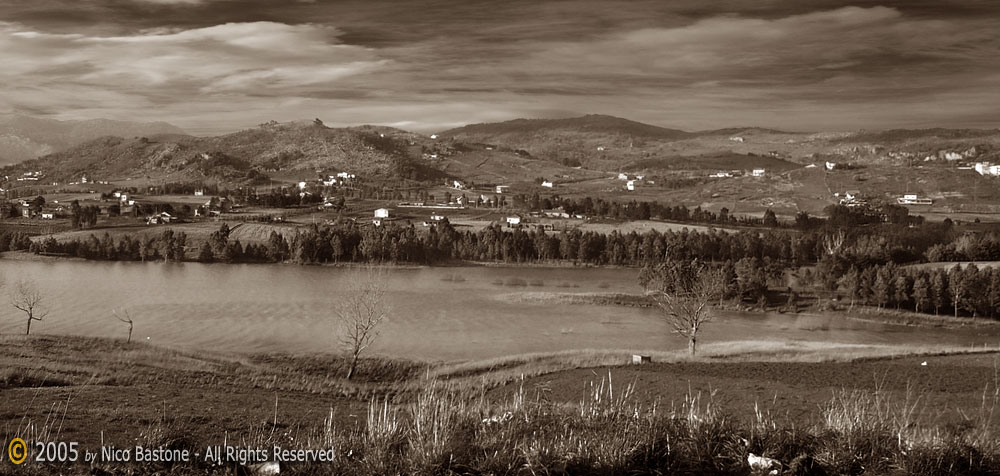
[653, 268, 724, 356]
[10, 279, 47, 335]
[335, 265, 390, 380]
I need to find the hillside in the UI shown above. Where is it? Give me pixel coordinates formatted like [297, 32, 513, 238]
[442, 114, 693, 141]
[0, 114, 186, 165]
[438, 115, 695, 170]
[7, 119, 447, 184]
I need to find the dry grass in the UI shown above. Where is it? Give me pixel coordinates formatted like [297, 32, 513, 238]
[6, 335, 1000, 474]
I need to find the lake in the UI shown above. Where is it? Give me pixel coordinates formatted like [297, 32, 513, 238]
[1, 260, 998, 361]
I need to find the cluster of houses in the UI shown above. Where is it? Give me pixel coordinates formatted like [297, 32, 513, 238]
[616, 173, 647, 191]
[835, 190, 866, 207]
[707, 169, 766, 179]
[16, 171, 42, 182]
[835, 190, 933, 207]
[321, 172, 357, 187]
[17, 198, 63, 219]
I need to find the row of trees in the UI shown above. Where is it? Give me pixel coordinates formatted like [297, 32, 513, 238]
[836, 263, 1000, 318]
[30, 222, 825, 266]
[31, 230, 187, 261]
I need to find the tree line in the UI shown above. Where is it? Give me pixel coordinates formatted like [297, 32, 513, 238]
[831, 262, 1000, 319]
[26, 222, 821, 266]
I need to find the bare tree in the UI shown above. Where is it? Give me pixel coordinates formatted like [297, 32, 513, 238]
[113, 307, 134, 343]
[654, 269, 724, 356]
[336, 266, 390, 380]
[11, 280, 48, 335]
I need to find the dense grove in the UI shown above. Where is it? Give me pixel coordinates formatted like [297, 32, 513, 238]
[21, 222, 819, 266]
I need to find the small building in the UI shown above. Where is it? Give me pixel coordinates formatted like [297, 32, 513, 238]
[114, 191, 122, 198]
[194, 189, 204, 196]
[752, 168, 766, 177]
[844, 190, 862, 200]
[626, 180, 636, 191]
[41, 212, 54, 219]
[617, 173, 629, 180]
[495, 185, 509, 194]
[897, 195, 933, 205]
[826, 161, 837, 170]
[632, 354, 652, 364]
[506, 216, 522, 226]
[146, 212, 173, 225]
[541, 181, 553, 188]
[452, 180, 465, 190]
[297, 181, 307, 190]
[374, 208, 390, 218]
[729, 136, 744, 143]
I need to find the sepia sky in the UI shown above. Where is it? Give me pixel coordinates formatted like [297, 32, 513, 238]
[1, 0, 998, 134]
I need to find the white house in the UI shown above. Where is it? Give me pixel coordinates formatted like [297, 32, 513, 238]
[626, 180, 636, 191]
[944, 151, 963, 161]
[974, 162, 1000, 176]
[114, 191, 122, 198]
[541, 181, 553, 188]
[752, 169, 766, 177]
[374, 208, 390, 218]
[826, 161, 837, 170]
[495, 185, 509, 194]
[730, 136, 744, 142]
[617, 173, 629, 180]
[41, 212, 54, 219]
[194, 189, 204, 196]
[506, 216, 521, 226]
[452, 180, 465, 190]
[297, 181, 307, 190]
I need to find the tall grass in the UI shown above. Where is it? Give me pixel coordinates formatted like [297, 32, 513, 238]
[251, 374, 999, 476]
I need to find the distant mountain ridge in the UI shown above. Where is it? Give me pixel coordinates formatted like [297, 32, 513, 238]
[441, 114, 694, 140]
[9, 119, 444, 183]
[0, 114, 187, 165]
[7, 113, 1000, 189]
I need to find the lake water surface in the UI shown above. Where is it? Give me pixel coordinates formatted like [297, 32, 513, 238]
[2, 260, 998, 361]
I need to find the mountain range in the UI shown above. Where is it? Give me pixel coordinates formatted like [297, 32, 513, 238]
[0, 115, 186, 165]
[3, 114, 1000, 187]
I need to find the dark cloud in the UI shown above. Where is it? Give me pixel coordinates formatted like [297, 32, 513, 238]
[0, 0, 998, 133]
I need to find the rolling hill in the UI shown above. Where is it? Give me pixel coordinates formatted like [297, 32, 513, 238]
[0, 114, 186, 165]
[6, 119, 446, 184]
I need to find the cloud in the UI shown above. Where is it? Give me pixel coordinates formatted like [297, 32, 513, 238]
[1, 3, 999, 133]
[0, 20, 387, 121]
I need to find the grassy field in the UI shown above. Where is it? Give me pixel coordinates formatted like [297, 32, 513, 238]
[3, 335, 1000, 474]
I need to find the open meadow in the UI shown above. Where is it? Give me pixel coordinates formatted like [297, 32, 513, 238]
[4, 334, 1000, 475]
